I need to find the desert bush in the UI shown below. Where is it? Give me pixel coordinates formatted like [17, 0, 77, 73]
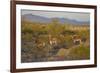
[67, 44, 90, 60]
[21, 20, 90, 62]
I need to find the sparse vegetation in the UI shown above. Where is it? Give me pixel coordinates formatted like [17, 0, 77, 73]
[21, 19, 90, 63]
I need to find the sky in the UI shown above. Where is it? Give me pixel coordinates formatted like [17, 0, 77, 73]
[21, 9, 90, 22]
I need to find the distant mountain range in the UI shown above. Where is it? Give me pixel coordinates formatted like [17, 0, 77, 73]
[21, 14, 90, 25]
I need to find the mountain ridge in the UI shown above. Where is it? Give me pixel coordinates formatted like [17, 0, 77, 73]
[21, 14, 90, 25]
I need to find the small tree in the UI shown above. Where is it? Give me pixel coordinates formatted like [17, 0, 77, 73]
[48, 18, 66, 36]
